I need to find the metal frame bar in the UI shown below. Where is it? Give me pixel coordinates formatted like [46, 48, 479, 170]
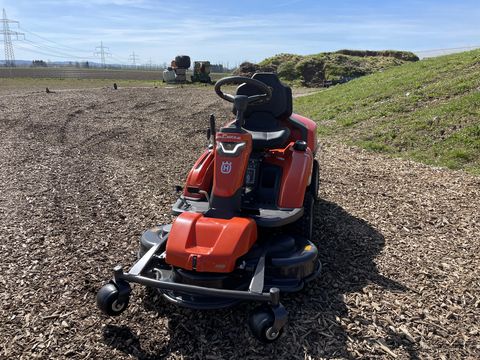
[113, 266, 279, 304]
[111, 238, 282, 306]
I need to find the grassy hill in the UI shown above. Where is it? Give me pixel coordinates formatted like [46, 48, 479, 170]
[257, 50, 418, 86]
[294, 49, 480, 174]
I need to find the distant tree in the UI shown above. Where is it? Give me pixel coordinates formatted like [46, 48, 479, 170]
[82, 61, 90, 68]
[211, 64, 224, 73]
[31, 60, 48, 67]
[75, 62, 80, 68]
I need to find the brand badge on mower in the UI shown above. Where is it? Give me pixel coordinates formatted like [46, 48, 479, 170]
[220, 161, 232, 174]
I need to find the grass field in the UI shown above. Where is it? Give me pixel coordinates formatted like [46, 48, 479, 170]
[0, 68, 229, 94]
[294, 49, 480, 174]
[0, 73, 317, 99]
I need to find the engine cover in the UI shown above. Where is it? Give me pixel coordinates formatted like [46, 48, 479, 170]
[166, 212, 257, 273]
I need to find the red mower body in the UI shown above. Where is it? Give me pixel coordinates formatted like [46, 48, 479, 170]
[182, 115, 317, 210]
[183, 150, 214, 200]
[168, 128, 257, 273]
[97, 74, 322, 342]
[166, 73, 318, 274]
[264, 143, 313, 208]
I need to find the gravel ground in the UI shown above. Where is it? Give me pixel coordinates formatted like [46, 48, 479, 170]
[0, 87, 479, 359]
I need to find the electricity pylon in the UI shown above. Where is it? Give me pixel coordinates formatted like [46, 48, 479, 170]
[94, 41, 110, 68]
[1, 8, 25, 67]
[129, 51, 139, 67]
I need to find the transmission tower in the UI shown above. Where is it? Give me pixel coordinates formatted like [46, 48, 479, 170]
[1, 8, 25, 67]
[129, 51, 139, 67]
[94, 41, 110, 68]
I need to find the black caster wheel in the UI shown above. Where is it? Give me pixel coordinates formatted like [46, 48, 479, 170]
[96, 282, 131, 316]
[248, 306, 283, 343]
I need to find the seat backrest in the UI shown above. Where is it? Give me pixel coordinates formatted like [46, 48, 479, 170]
[235, 73, 293, 120]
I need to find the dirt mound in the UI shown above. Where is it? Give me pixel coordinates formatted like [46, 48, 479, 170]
[259, 50, 418, 86]
[233, 61, 274, 77]
[232, 61, 258, 77]
[0, 87, 478, 359]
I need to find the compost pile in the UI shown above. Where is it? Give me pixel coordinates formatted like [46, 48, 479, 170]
[0, 87, 478, 359]
[233, 62, 274, 77]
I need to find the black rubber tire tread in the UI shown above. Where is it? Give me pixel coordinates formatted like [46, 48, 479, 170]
[248, 306, 281, 343]
[308, 159, 320, 201]
[175, 55, 191, 69]
[96, 283, 129, 316]
[287, 192, 314, 240]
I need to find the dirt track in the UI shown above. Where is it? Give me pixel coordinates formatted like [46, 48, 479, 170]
[0, 87, 479, 359]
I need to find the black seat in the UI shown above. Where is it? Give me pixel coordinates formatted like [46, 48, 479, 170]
[235, 73, 292, 150]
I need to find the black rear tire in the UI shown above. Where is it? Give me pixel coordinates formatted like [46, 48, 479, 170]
[287, 193, 314, 240]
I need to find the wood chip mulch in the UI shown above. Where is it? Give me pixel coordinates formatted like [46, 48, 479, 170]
[0, 87, 478, 359]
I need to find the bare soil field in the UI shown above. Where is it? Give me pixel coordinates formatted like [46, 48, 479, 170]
[0, 87, 479, 359]
[0, 68, 163, 80]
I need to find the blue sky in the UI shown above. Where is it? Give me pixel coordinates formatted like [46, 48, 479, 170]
[1, 0, 479, 65]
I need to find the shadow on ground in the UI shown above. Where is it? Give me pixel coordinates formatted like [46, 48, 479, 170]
[103, 199, 406, 359]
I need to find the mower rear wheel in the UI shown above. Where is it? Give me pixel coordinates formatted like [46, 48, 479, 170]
[248, 306, 283, 342]
[287, 193, 314, 240]
[96, 282, 130, 316]
[309, 159, 320, 201]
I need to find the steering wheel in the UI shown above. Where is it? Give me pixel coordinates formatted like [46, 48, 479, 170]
[214, 76, 272, 105]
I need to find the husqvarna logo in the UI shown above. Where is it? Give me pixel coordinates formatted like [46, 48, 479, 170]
[221, 161, 232, 174]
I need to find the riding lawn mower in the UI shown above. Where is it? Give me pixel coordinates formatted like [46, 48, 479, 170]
[97, 73, 321, 342]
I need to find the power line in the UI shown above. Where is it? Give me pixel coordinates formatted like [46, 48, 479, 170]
[19, 25, 90, 54]
[15, 43, 84, 60]
[23, 39, 94, 60]
[1, 12, 127, 66]
[1, 8, 25, 66]
[19, 26, 128, 65]
[110, 54, 129, 64]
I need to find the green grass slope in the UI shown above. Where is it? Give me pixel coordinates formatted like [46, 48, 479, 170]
[294, 49, 480, 174]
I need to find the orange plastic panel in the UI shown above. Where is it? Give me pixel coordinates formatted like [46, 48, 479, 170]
[183, 149, 214, 199]
[166, 212, 257, 273]
[212, 131, 252, 198]
[264, 143, 313, 208]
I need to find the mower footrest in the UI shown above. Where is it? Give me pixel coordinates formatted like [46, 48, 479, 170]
[172, 196, 304, 227]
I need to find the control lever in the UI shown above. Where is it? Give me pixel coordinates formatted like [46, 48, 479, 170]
[209, 114, 216, 147]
